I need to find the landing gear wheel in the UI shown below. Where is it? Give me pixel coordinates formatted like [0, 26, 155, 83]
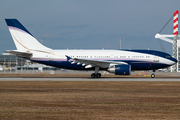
[151, 74, 155, 78]
[91, 73, 101, 78]
[96, 73, 101, 78]
[91, 73, 96, 78]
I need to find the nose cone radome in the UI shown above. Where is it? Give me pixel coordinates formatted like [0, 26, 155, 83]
[171, 57, 178, 65]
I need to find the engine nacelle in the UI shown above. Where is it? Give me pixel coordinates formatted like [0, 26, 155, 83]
[107, 64, 131, 75]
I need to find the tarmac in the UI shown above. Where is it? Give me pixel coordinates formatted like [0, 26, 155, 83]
[0, 71, 180, 119]
[0, 77, 179, 81]
[0, 70, 179, 81]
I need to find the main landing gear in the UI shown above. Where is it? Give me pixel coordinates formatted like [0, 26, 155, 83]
[91, 73, 101, 78]
[91, 66, 101, 78]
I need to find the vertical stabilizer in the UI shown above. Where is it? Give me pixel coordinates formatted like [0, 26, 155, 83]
[5, 19, 51, 51]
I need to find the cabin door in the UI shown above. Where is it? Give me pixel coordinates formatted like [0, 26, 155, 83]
[153, 53, 159, 62]
[48, 51, 54, 61]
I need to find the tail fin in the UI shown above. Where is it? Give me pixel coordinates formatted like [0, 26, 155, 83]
[5, 19, 51, 51]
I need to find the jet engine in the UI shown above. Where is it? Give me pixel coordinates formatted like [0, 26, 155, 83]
[107, 64, 131, 75]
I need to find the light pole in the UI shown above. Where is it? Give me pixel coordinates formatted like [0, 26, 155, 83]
[41, 38, 43, 44]
[119, 38, 122, 49]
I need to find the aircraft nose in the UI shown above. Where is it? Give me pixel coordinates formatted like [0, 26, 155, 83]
[172, 57, 178, 64]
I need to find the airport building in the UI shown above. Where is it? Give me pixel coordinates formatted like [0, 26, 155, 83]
[177, 40, 180, 72]
[0, 53, 26, 70]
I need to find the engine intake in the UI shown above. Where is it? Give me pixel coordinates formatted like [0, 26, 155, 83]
[107, 64, 131, 75]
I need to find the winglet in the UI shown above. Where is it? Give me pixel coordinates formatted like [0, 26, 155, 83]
[65, 55, 73, 62]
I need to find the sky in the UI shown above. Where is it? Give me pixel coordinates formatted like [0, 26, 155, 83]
[0, 0, 180, 55]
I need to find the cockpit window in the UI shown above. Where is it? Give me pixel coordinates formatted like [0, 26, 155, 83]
[166, 55, 171, 58]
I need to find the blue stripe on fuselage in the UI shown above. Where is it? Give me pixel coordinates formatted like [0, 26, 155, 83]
[31, 60, 170, 71]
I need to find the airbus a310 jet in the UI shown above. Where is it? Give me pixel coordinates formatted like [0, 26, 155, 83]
[4, 19, 177, 78]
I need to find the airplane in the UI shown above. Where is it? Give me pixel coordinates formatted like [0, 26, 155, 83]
[4, 19, 177, 78]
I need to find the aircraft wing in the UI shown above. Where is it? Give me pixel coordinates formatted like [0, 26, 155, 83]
[5, 50, 32, 59]
[66, 55, 128, 68]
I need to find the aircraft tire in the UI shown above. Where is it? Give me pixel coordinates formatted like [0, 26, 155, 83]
[91, 73, 96, 78]
[151, 74, 155, 78]
[96, 73, 101, 78]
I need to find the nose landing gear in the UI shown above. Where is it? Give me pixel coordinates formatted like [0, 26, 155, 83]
[151, 70, 156, 78]
[151, 73, 155, 78]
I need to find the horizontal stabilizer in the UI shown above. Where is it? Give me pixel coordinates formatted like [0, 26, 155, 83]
[5, 50, 32, 59]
